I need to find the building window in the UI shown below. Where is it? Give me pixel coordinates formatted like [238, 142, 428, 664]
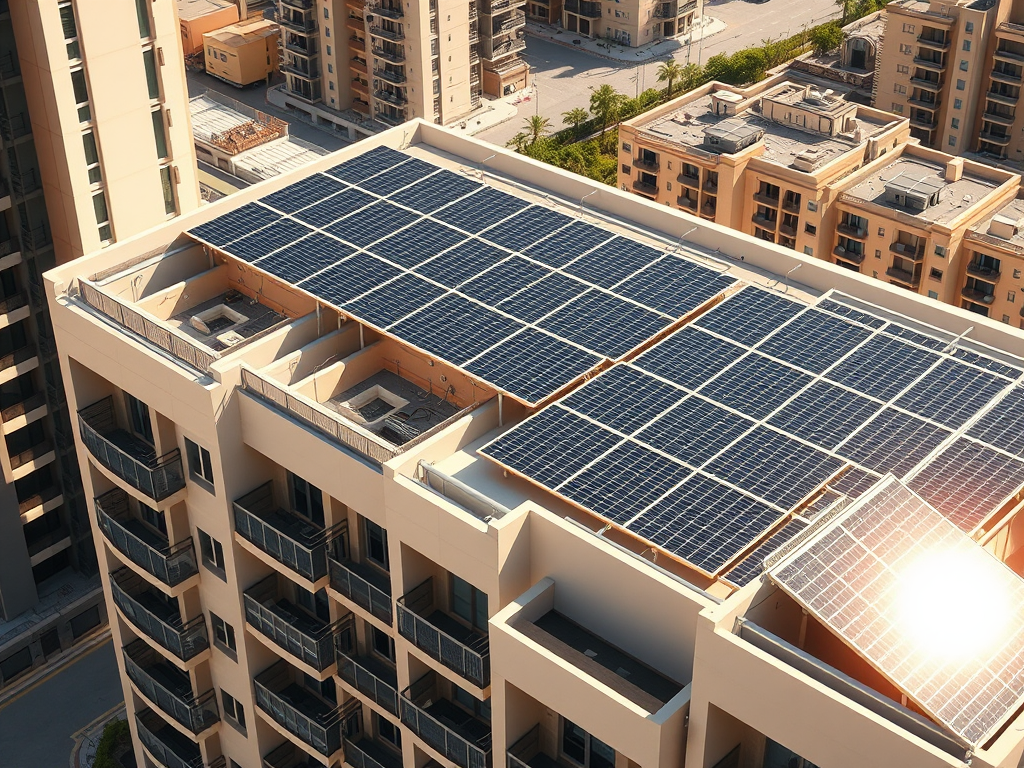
[92, 190, 112, 242]
[929, 268, 943, 281]
[451, 574, 488, 631]
[329, 81, 335, 90]
[956, 79, 966, 90]
[954, 98, 963, 109]
[70, 68, 91, 122]
[1003, 314, 1011, 323]
[82, 130, 102, 184]
[1009, 290, 1017, 302]
[1015, 269, 1022, 279]
[875, 249, 881, 259]
[803, 246, 813, 256]
[928, 290, 939, 299]
[325, 26, 330, 37]
[324, 6, 330, 17]
[891, 103, 904, 114]
[143, 48, 160, 100]
[562, 719, 615, 768]
[963, 40, 971, 51]
[896, 64, 909, 74]
[877, 227, 885, 236]
[371, 626, 395, 662]
[935, 245, 948, 257]
[290, 473, 324, 525]
[965, 21, 974, 32]
[893, 83, 907, 94]
[949, 135, 957, 147]
[211, 613, 237, 656]
[621, 164, 631, 175]
[198, 529, 225, 573]
[365, 519, 389, 570]
[899, 43, 912, 54]
[959, 60, 968, 71]
[221, 691, 246, 733]
[151, 109, 169, 160]
[807, 200, 818, 212]
[159, 166, 176, 216]
[135, 0, 152, 38]
[805, 223, 817, 235]
[125, 394, 154, 444]
[185, 438, 214, 488]
[58, 2, 80, 60]
[902, 22, 915, 32]
[951, 118, 960, 129]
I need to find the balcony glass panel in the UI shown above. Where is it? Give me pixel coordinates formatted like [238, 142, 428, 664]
[136, 708, 204, 768]
[335, 637, 399, 714]
[78, 396, 184, 501]
[400, 672, 491, 768]
[328, 548, 393, 625]
[263, 742, 329, 768]
[123, 640, 219, 733]
[345, 736, 403, 768]
[244, 573, 339, 671]
[254, 660, 344, 757]
[109, 568, 209, 661]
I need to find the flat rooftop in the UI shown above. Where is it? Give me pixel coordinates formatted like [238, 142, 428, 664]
[176, 0, 235, 20]
[842, 156, 997, 224]
[969, 197, 1024, 250]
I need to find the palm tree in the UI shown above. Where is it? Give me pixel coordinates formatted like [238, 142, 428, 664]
[524, 114, 552, 145]
[589, 84, 626, 137]
[506, 132, 530, 153]
[656, 59, 685, 98]
[562, 107, 590, 136]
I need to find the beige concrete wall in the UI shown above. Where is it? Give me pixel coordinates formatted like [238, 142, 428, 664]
[180, 5, 240, 55]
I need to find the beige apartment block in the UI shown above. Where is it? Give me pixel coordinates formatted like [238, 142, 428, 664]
[203, 18, 280, 87]
[270, 0, 527, 140]
[561, 0, 698, 47]
[973, 17, 1024, 162]
[618, 73, 910, 257]
[46, 119, 1024, 768]
[178, 0, 241, 56]
[956, 196, 1024, 323]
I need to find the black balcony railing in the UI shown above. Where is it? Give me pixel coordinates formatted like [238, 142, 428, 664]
[96, 488, 198, 587]
[135, 708, 204, 768]
[0, 112, 28, 142]
[335, 632, 399, 714]
[123, 640, 219, 733]
[254, 660, 345, 757]
[397, 577, 490, 688]
[328, 549, 393, 625]
[507, 725, 549, 768]
[78, 396, 185, 502]
[233, 481, 343, 583]
[400, 671, 492, 768]
[345, 736, 403, 768]
[243, 573, 340, 671]
[0, 391, 44, 423]
[109, 568, 209, 662]
[262, 742, 329, 768]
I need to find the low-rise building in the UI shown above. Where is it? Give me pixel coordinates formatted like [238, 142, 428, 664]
[203, 17, 279, 87]
[959, 196, 1024, 325]
[177, 0, 240, 56]
[562, 0, 699, 47]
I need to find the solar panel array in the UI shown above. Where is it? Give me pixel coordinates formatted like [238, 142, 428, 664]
[188, 146, 737, 405]
[768, 477, 1024, 746]
[481, 286, 1024, 580]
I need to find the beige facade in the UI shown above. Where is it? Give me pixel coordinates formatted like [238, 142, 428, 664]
[561, 0, 698, 48]
[46, 120, 1024, 768]
[178, 0, 241, 56]
[271, 0, 528, 139]
[203, 18, 280, 87]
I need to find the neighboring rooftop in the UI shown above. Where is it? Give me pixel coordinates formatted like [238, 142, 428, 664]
[176, 0, 235, 20]
[205, 18, 279, 46]
[968, 197, 1024, 251]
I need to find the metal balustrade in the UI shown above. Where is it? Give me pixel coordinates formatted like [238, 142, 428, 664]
[136, 708, 205, 768]
[96, 488, 198, 586]
[254, 660, 345, 757]
[109, 568, 209, 662]
[345, 737, 403, 768]
[335, 635, 399, 715]
[328, 549, 393, 625]
[243, 573, 340, 671]
[400, 671, 492, 768]
[123, 640, 219, 733]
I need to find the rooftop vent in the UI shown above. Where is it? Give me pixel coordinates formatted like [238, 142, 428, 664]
[339, 385, 409, 426]
[988, 213, 1020, 239]
[190, 303, 247, 336]
[792, 148, 825, 171]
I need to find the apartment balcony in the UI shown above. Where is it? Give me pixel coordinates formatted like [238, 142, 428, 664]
[254, 660, 345, 758]
[961, 286, 995, 305]
[244, 573, 340, 674]
[282, 0, 316, 8]
[373, 67, 406, 84]
[136, 708, 205, 768]
[371, 2, 404, 18]
[282, 62, 322, 80]
[344, 736, 403, 768]
[493, 11, 526, 33]
[508, 725, 567, 768]
[9, 437, 54, 478]
[751, 213, 778, 230]
[966, 261, 1001, 282]
[980, 130, 1012, 145]
[481, 0, 526, 13]
[991, 68, 1023, 84]
[10, 167, 40, 197]
[778, 223, 797, 238]
[78, 396, 185, 503]
[994, 46, 1024, 64]
[0, 52, 18, 83]
[987, 90, 1019, 106]
[908, 95, 940, 110]
[703, 179, 719, 195]
[397, 577, 490, 689]
[1, 391, 45, 432]
[888, 242, 924, 261]
[886, 266, 920, 287]
[373, 87, 408, 106]
[281, 15, 318, 33]
[18, 485, 61, 524]
[351, 36, 367, 52]
[0, 346, 36, 382]
[916, 34, 949, 51]
[752, 192, 779, 207]
[352, 60, 369, 75]
[912, 56, 945, 72]
[123, 640, 219, 735]
[21, 224, 52, 253]
[836, 222, 868, 239]
[909, 77, 942, 92]
[677, 194, 698, 212]
[401, 672, 491, 768]
[262, 742, 329, 768]
[677, 171, 699, 188]
[0, 290, 27, 324]
[109, 568, 209, 663]
[335, 636, 399, 715]
[0, 111, 29, 142]
[563, 0, 601, 16]
[371, 46, 404, 64]
[369, 25, 405, 41]
[328, 550, 393, 625]
[233, 481, 342, 586]
[96, 489, 198, 589]
[909, 114, 937, 130]
[833, 246, 865, 266]
[631, 180, 657, 198]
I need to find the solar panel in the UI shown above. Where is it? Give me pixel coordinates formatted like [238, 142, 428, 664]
[389, 293, 523, 365]
[559, 441, 691, 525]
[635, 395, 754, 467]
[255, 233, 355, 284]
[908, 437, 1024, 532]
[815, 298, 887, 329]
[539, 290, 668, 359]
[292, 187, 377, 228]
[433, 187, 529, 233]
[769, 476, 1024, 747]
[356, 157, 438, 196]
[479, 405, 623, 489]
[414, 239, 509, 288]
[188, 202, 280, 247]
[824, 333, 940, 401]
[694, 286, 803, 346]
[521, 220, 613, 267]
[614, 256, 736, 318]
[629, 473, 783, 574]
[387, 169, 482, 213]
[564, 237, 664, 289]
[479, 205, 574, 252]
[883, 322, 948, 351]
[767, 381, 881, 450]
[261, 174, 348, 214]
[224, 218, 315, 262]
[721, 517, 809, 587]
[951, 346, 1023, 379]
[697, 353, 813, 420]
[323, 145, 406, 183]
[464, 328, 603, 405]
[894, 358, 1009, 429]
[836, 407, 950, 478]
[633, 326, 747, 391]
[967, 386, 1024, 458]
[495, 272, 590, 323]
[325, 201, 420, 249]
[459, 257, 552, 305]
[560, 365, 686, 436]
[298, 251, 402, 306]
[757, 309, 873, 374]
[343, 273, 446, 329]
[367, 219, 466, 268]
[704, 426, 845, 510]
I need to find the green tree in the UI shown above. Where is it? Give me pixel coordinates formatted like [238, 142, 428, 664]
[524, 114, 552, 145]
[94, 720, 131, 768]
[589, 84, 627, 137]
[506, 132, 530, 153]
[761, 37, 789, 70]
[810, 21, 844, 55]
[562, 107, 590, 135]
[679, 63, 706, 91]
[656, 58, 685, 97]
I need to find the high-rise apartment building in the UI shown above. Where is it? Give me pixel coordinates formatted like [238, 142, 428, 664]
[48, 120, 1024, 768]
[561, 0, 698, 48]
[270, 0, 528, 139]
[0, 0, 199, 687]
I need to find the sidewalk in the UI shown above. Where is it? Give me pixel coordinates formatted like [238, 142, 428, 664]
[525, 14, 727, 63]
[70, 703, 127, 768]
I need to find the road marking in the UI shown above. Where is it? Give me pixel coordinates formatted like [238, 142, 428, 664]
[0, 638, 114, 714]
